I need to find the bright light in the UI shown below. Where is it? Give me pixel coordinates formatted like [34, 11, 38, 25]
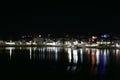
[80, 49, 83, 63]
[26, 42, 32, 45]
[73, 41, 78, 45]
[33, 42, 37, 45]
[104, 49, 107, 65]
[73, 49, 78, 64]
[100, 34, 109, 38]
[55, 47, 58, 61]
[68, 48, 72, 63]
[46, 42, 56, 45]
[65, 41, 72, 46]
[5, 42, 15, 45]
[116, 49, 119, 55]
[29, 47, 32, 60]
[39, 35, 41, 37]
[116, 43, 120, 47]
[96, 49, 100, 65]
[5, 47, 15, 59]
[92, 36, 98, 39]
[85, 44, 98, 47]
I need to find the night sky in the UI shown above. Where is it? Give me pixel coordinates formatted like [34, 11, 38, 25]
[0, 2, 120, 38]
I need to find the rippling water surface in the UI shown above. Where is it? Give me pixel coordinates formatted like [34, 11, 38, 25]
[0, 47, 120, 80]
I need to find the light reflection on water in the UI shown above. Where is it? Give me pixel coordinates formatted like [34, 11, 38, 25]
[1, 47, 120, 78]
[2, 47, 120, 64]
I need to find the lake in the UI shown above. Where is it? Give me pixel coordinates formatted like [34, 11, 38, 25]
[0, 47, 120, 80]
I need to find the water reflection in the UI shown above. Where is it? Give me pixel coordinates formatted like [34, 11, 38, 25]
[73, 49, 78, 64]
[89, 49, 96, 76]
[1, 47, 120, 78]
[96, 49, 107, 77]
[4, 47, 120, 66]
[65, 48, 111, 76]
[29, 47, 32, 60]
[67, 48, 72, 63]
[80, 49, 83, 64]
[5, 47, 15, 59]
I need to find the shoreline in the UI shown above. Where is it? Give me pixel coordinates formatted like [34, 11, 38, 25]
[0, 44, 120, 49]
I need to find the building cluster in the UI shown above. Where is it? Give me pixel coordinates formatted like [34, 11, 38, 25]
[0, 34, 120, 48]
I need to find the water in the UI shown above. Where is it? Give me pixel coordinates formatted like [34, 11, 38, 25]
[0, 47, 120, 79]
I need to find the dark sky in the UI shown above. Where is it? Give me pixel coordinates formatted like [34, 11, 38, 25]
[0, 2, 120, 37]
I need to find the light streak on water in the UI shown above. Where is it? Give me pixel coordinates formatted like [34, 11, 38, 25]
[103, 49, 107, 66]
[96, 49, 100, 65]
[55, 47, 58, 61]
[73, 49, 78, 64]
[80, 49, 83, 64]
[91, 49, 96, 65]
[5, 47, 15, 59]
[29, 47, 32, 60]
[68, 48, 72, 63]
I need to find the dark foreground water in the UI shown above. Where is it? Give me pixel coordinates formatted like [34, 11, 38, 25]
[0, 47, 120, 80]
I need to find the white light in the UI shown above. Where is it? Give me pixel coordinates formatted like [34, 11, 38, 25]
[73, 41, 78, 45]
[92, 36, 98, 39]
[116, 49, 119, 55]
[85, 44, 98, 47]
[5, 47, 15, 59]
[29, 47, 32, 60]
[55, 48, 58, 61]
[116, 43, 120, 47]
[80, 49, 83, 63]
[46, 42, 56, 45]
[33, 42, 37, 45]
[68, 48, 72, 63]
[104, 49, 107, 65]
[73, 49, 78, 64]
[5, 42, 15, 45]
[96, 49, 100, 65]
[81, 41, 84, 44]
[39, 35, 41, 37]
[26, 42, 31, 45]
